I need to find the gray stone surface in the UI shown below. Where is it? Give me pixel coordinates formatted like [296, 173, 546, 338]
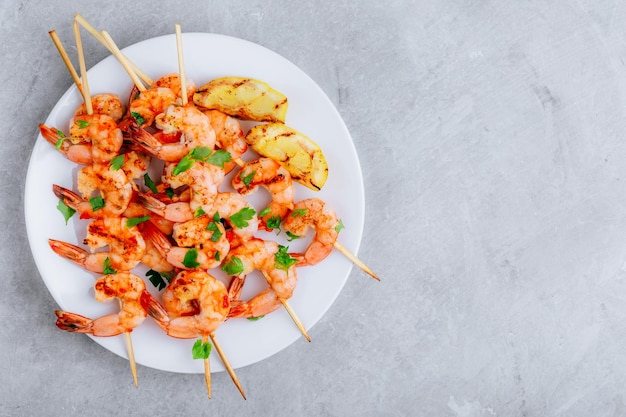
[4, 0, 626, 415]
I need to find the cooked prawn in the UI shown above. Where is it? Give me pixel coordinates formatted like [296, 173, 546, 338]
[224, 238, 297, 319]
[211, 192, 259, 247]
[141, 270, 230, 339]
[39, 123, 93, 165]
[152, 73, 196, 104]
[163, 160, 224, 215]
[143, 217, 229, 270]
[75, 93, 125, 122]
[135, 192, 194, 223]
[128, 87, 178, 128]
[68, 114, 123, 163]
[49, 217, 146, 272]
[203, 109, 247, 173]
[232, 157, 294, 231]
[55, 273, 155, 336]
[282, 198, 339, 266]
[130, 105, 216, 162]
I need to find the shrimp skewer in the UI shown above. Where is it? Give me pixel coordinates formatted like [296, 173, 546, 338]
[54, 273, 157, 387]
[222, 238, 309, 341]
[141, 270, 246, 399]
[283, 198, 380, 281]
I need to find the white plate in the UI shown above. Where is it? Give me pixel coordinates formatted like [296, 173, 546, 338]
[25, 33, 364, 374]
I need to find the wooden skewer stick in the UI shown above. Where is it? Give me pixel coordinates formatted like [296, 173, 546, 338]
[209, 333, 246, 400]
[100, 31, 147, 92]
[175, 23, 188, 106]
[48, 30, 84, 99]
[261, 271, 311, 342]
[74, 14, 153, 86]
[73, 22, 140, 388]
[333, 241, 380, 281]
[72, 21, 92, 115]
[202, 334, 212, 399]
[123, 319, 139, 388]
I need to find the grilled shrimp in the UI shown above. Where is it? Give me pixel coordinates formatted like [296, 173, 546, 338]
[55, 273, 156, 336]
[282, 198, 340, 266]
[232, 157, 294, 231]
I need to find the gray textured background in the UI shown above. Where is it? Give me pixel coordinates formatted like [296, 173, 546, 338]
[4, 1, 626, 416]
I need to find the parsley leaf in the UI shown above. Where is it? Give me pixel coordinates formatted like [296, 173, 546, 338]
[183, 248, 200, 268]
[240, 170, 256, 187]
[146, 269, 173, 291]
[206, 149, 231, 168]
[206, 221, 223, 242]
[335, 219, 345, 233]
[143, 173, 158, 194]
[214, 251, 221, 261]
[54, 129, 69, 150]
[172, 147, 232, 175]
[131, 111, 146, 126]
[229, 207, 256, 228]
[165, 187, 175, 199]
[291, 208, 308, 217]
[89, 196, 105, 211]
[265, 215, 282, 231]
[275, 245, 297, 271]
[194, 207, 206, 218]
[258, 207, 271, 217]
[192, 339, 212, 360]
[110, 154, 125, 171]
[247, 315, 265, 321]
[173, 153, 195, 175]
[126, 216, 150, 228]
[285, 231, 300, 242]
[213, 212, 221, 222]
[103, 257, 117, 275]
[222, 256, 244, 276]
[56, 199, 75, 224]
[75, 119, 89, 129]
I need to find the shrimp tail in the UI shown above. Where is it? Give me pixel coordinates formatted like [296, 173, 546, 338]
[48, 239, 88, 266]
[136, 192, 168, 216]
[39, 124, 62, 147]
[125, 118, 162, 154]
[52, 184, 83, 211]
[141, 221, 171, 257]
[55, 310, 94, 333]
[140, 291, 170, 333]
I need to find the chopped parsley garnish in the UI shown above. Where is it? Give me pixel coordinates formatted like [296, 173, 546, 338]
[258, 207, 271, 217]
[143, 173, 158, 194]
[110, 154, 125, 171]
[265, 215, 282, 231]
[194, 206, 206, 218]
[75, 119, 89, 129]
[54, 129, 68, 149]
[222, 256, 244, 276]
[214, 251, 221, 261]
[285, 231, 300, 242]
[165, 187, 175, 199]
[206, 221, 223, 242]
[335, 219, 345, 233]
[56, 199, 76, 224]
[172, 147, 232, 175]
[291, 208, 308, 217]
[240, 170, 256, 187]
[275, 245, 297, 271]
[89, 196, 105, 211]
[126, 216, 150, 228]
[229, 207, 256, 228]
[213, 212, 221, 222]
[103, 257, 117, 275]
[192, 339, 212, 360]
[247, 315, 265, 321]
[183, 248, 200, 268]
[131, 111, 146, 126]
[146, 269, 173, 291]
